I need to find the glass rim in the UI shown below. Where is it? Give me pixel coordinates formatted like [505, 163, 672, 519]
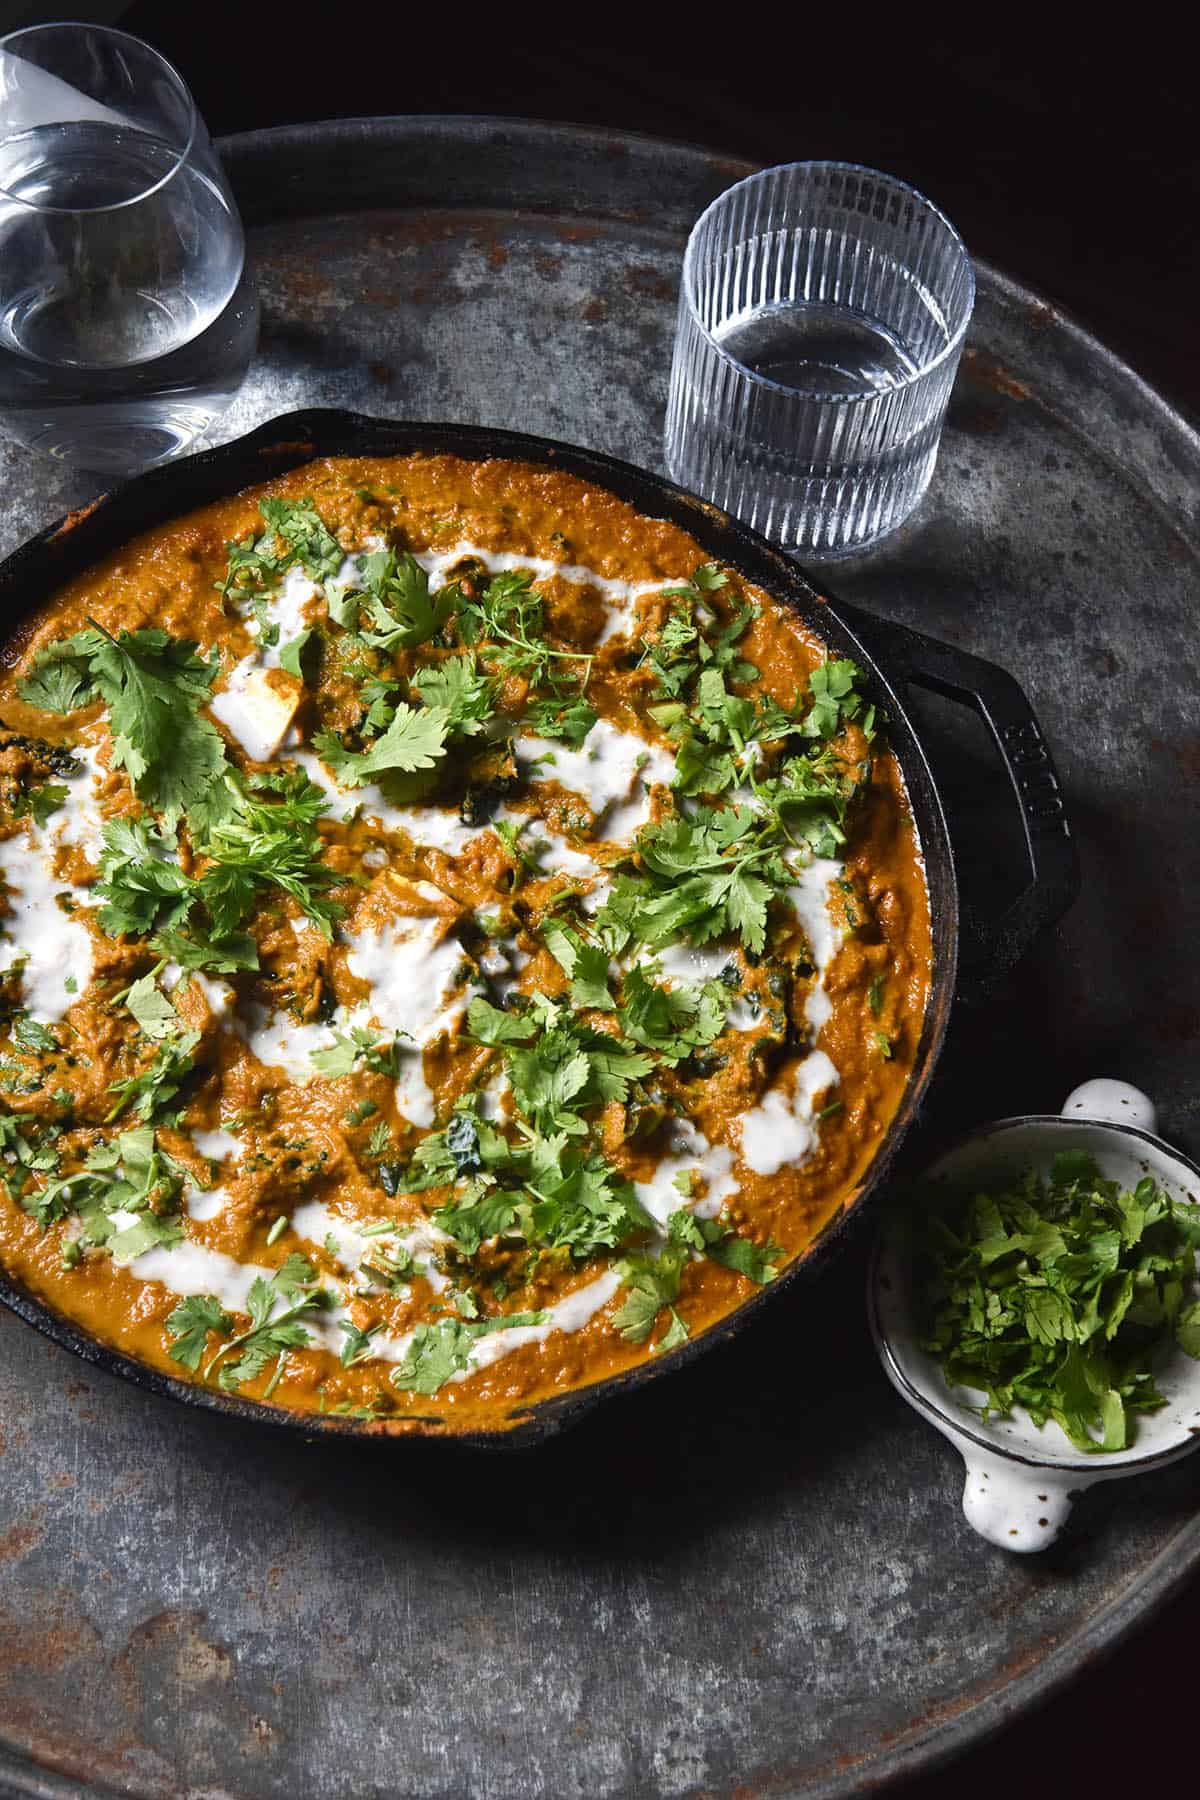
[681, 159, 976, 407]
[0, 20, 199, 215]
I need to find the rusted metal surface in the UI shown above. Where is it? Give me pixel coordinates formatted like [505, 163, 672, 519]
[0, 117, 1198, 1798]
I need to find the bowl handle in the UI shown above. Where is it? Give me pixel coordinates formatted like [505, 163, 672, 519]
[833, 604, 1080, 999]
[958, 1446, 1089, 1552]
[1060, 1078, 1158, 1134]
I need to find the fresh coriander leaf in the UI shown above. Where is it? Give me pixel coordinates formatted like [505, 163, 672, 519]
[459, 567, 591, 691]
[634, 805, 791, 956]
[411, 654, 498, 738]
[523, 692, 598, 749]
[313, 703, 449, 787]
[706, 1230, 783, 1285]
[431, 1189, 517, 1255]
[207, 1254, 331, 1395]
[95, 815, 192, 939]
[150, 926, 259, 975]
[309, 1036, 361, 1079]
[325, 579, 361, 631]
[339, 1320, 382, 1367]
[278, 629, 315, 679]
[106, 1028, 200, 1122]
[804, 658, 874, 741]
[507, 1033, 591, 1133]
[653, 1308, 689, 1353]
[613, 1243, 687, 1342]
[466, 997, 538, 1046]
[311, 1026, 405, 1080]
[357, 549, 457, 651]
[542, 921, 615, 1011]
[193, 769, 343, 940]
[618, 966, 726, 1064]
[123, 972, 179, 1041]
[365, 1121, 393, 1159]
[390, 1310, 551, 1395]
[166, 1294, 232, 1370]
[11, 1013, 57, 1053]
[107, 1209, 185, 1262]
[14, 781, 69, 827]
[390, 1318, 474, 1394]
[20, 624, 229, 829]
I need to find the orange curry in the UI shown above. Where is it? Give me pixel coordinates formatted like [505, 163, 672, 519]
[0, 455, 930, 1431]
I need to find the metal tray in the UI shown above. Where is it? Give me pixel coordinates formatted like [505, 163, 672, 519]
[0, 117, 1196, 1799]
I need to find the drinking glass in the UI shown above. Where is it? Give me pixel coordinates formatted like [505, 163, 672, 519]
[0, 23, 259, 474]
[664, 163, 975, 560]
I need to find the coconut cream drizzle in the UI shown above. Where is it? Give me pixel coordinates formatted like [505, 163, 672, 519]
[0, 753, 102, 1022]
[342, 913, 469, 1128]
[740, 1050, 841, 1177]
[15, 530, 861, 1387]
[411, 540, 675, 646]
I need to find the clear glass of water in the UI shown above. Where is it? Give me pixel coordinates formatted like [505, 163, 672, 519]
[664, 162, 975, 560]
[0, 23, 259, 474]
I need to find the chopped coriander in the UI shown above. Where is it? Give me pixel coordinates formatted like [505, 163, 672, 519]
[339, 1321, 382, 1367]
[542, 920, 615, 1012]
[653, 1309, 690, 1353]
[311, 1026, 407, 1080]
[11, 1013, 58, 1054]
[258, 497, 345, 582]
[390, 1309, 551, 1395]
[194, 768, 344, 940]
[106, 1029, 200, 1123]
[913, 1152, 1200, 1453]
[365, 1121, 394, 1160]
[344, 1098, 379, 1127]
[123, 972, 179, 1041]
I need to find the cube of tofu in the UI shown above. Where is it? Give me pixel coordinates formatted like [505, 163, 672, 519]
[211, 665, 303, 764]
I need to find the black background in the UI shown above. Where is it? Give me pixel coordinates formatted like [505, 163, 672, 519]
[123, 6, 1200, 422]
[3, 5, 1199, 1797]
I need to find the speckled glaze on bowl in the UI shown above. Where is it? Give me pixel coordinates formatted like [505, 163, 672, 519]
[869, 1081, 1200, 1551]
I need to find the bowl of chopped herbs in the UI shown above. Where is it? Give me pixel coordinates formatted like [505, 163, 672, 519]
[870, 1081, 1200, 1550]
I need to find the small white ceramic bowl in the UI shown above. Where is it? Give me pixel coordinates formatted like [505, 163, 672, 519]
[869, 1080, 1200, 1552]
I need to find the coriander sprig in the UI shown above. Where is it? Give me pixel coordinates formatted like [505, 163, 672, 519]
[195, 1254, 334, 1396]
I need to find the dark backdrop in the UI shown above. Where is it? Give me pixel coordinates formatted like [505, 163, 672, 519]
[2, 7, 1198, 1798]
[128, 9, 1199, 421]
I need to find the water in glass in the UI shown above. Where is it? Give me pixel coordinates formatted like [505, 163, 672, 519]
[717, 301, 920, 397]
[0, 119, 257, 473]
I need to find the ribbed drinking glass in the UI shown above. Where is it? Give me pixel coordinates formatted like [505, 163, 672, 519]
[664, 162, 975, 559]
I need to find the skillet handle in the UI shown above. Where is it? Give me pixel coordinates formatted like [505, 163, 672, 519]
[833, 603, 1080, 1000]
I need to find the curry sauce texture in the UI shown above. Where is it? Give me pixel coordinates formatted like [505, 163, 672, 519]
[0, 455, 930, 1431]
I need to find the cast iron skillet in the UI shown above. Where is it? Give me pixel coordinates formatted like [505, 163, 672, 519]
[0, 410, 1079, 1444]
